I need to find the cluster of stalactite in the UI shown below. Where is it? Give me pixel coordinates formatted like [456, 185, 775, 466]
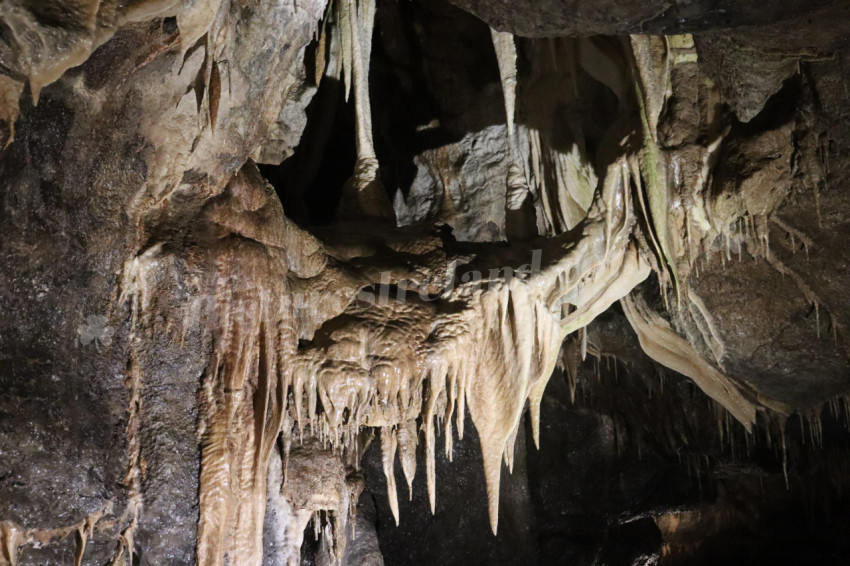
[113, 24, 803, 564]
[0, 0, 837, 564]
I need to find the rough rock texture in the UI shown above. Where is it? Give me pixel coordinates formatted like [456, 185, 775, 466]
[694, 1, 850, 122]
[448, 0, 848, 37]
[393, 125, 509, 241]
[2, 0, 850, 565]
[0, 0, 327, 563]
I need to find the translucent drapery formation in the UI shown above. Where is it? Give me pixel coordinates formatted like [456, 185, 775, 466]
[516, 38, 606, 236]
[622, 294, 756, 427]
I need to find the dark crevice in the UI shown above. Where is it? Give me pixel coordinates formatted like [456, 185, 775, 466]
[259, 77, 356, 226]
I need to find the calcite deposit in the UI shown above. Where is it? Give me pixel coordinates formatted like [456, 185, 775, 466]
[2, 0, 850, 564]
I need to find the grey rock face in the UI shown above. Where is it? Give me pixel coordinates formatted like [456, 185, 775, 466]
[0, 0, 327, 562]
[395, 125, 508, 241]
[447, 0, 844, 37]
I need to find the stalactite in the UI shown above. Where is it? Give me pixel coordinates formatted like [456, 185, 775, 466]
[336, 0, 393, 220]
[490, 29, 529, 208]
[397, 419, 418, 501]
[621, 294, 756, 428]
[0, 504, 113, 566]
[40, 13, 841, 564]
[634, 75, 679, 302]
[511, 38, 599, 236]
[1, 522, 24, 566]
[277, 151, 655, 534]
[381, 427, 400, 525]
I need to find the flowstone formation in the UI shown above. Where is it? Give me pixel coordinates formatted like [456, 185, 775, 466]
[2, 0, 850, 564]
